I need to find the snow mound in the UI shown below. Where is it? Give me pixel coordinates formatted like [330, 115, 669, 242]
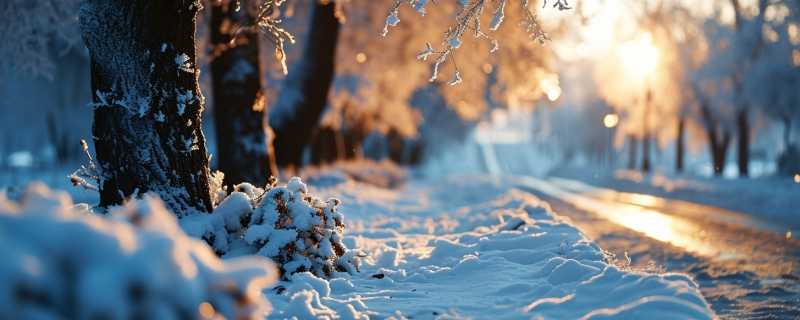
[0, 183, 277, 320]
[265, 176, 715, 319]
[181, 177, 359, 279]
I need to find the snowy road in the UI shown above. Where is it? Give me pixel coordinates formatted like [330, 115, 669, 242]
[474, 141, 800, 318]
[514, 175, 800, 319]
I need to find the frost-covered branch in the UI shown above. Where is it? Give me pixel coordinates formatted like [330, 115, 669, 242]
[383, 0, 570, 84]
[69, 139, 102, 191]
[230, 0, 296, 74]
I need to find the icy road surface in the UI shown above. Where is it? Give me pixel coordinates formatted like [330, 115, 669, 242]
[516, 176, 800, 319]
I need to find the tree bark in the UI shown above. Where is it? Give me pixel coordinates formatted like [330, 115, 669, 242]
[270, 1, 340, 169]
[736, 109, 749, 177]
[676, 115, 685, 173]
[210, 0, 275, 188]
[80, 0, 213, 214]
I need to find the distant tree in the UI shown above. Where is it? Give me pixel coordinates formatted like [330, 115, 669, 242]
[270, 1, 341, 170]
[728, 0, 769, 177]
[0, 0, 81, 79]
[209, 0, 277, 188]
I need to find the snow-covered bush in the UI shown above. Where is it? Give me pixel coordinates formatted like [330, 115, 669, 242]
[245, 177, 359, 278]
[0, 183, 277, 320]
[182, 177, 360, 279]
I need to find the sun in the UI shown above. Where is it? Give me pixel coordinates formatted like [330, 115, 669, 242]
[618, 33, 660, 82]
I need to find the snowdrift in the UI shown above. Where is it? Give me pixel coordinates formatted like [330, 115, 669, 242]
[265, 176, 715, 319]
[0, 183, 276, 319]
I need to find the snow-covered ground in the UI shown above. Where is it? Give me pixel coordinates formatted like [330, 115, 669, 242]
[0, 167, 716, 319]
[265, 174, 715, 319]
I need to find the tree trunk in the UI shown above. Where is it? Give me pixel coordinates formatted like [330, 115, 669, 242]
[270, 1, 340, 169]
[310, 127, 338, 165]
[627, 135, 638, 170]
[676, 115, 685, 173]
[80, 0, 214, 214]
[736, 109, 749, 177]
[210, 0, 275, 188]
[784, 116, 792, 149]
[698, 99, 731, 177]
[641, 134, 651, 173]
[711, 132, 731, 177]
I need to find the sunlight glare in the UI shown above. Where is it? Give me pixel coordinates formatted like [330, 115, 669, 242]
[618, 33, 660, 82]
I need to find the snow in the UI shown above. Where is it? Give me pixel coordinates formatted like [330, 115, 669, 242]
[0, 183, 276, 319]
[1, 166, 716, 319]
[554, 168, 800, 232]
[263, 175, 715, 319]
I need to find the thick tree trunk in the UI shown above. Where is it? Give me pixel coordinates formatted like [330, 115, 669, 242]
[736, 109, 749, 177]
[270, 1, 340, 169]
[210, 0, 275, 188]
[676, 115, 685, 173]
[80, 0, 213, 214]
[627, 135, 638, 170]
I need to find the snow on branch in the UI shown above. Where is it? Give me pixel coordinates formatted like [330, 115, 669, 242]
[69, 139, 102, 191]
[232, 0, 296, 75]
[382, 0, 570, 84]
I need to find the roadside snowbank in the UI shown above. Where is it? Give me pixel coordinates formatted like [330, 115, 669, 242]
[0, 183, 277, 319]
[266, 175, 715, 319]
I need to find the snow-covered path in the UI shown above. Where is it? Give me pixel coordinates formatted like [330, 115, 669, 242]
[515, 176, 800, 319]
[474, 141, 800, 318]
[264, 176, 715, 319]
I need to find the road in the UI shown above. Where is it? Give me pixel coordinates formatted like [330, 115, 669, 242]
[479, 143, 800, 318]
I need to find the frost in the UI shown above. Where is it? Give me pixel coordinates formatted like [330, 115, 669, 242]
[175, 53, 193, 73]
[386, 12, 400, 27]
[135, 96, 150, 117]
[490, 39, 500, 53]
[155, 110, 165, 122]
[490, 0, 506, 31]
[447, 36, 462, 49]
[416, 42, 435, 61]
[448, 69, 462, 86]
[413, 0, 430, 15]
